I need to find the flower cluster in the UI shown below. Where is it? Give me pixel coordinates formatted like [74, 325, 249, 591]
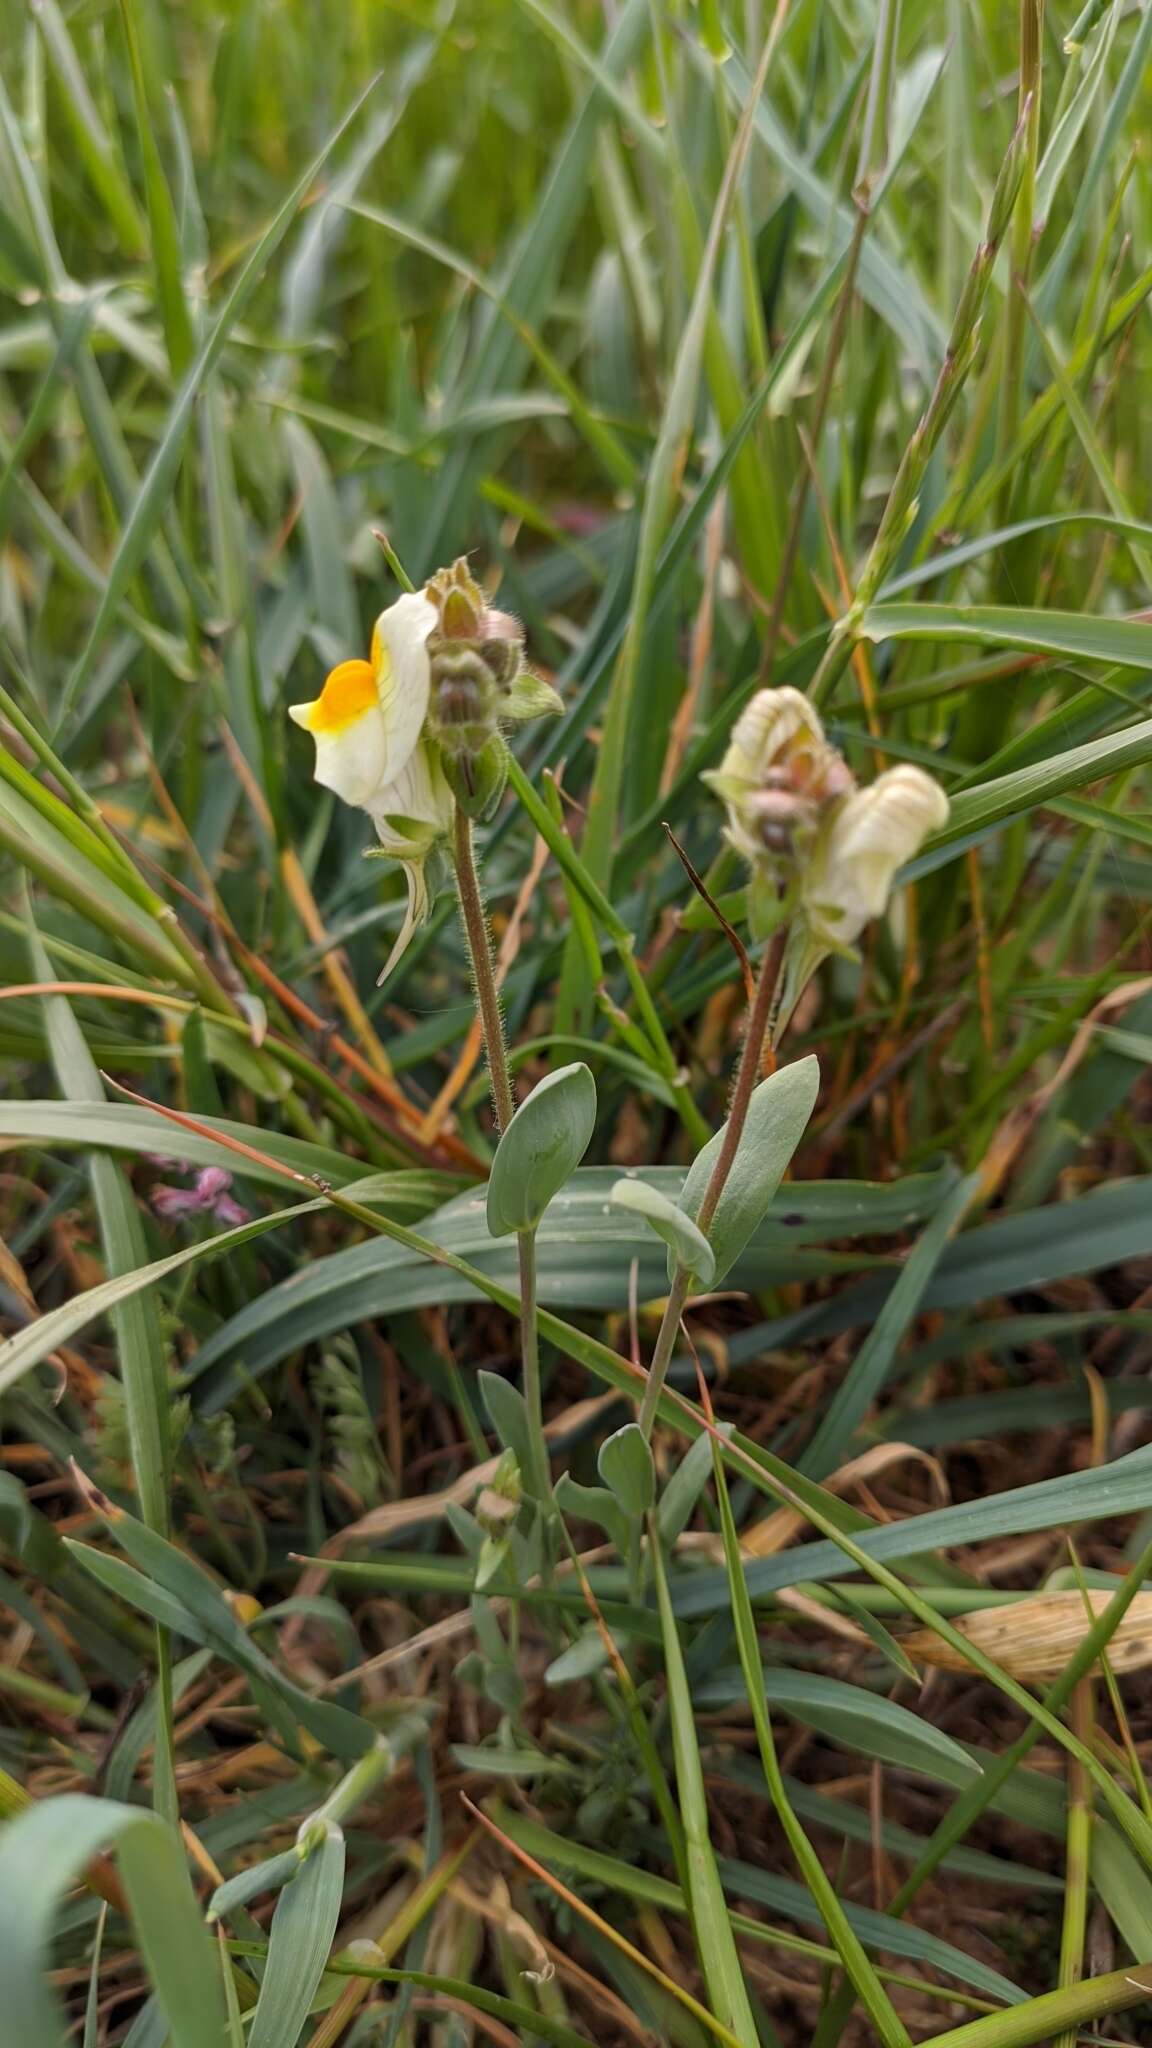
[704, 686, 948, 962]
[289, 560, 560, 980]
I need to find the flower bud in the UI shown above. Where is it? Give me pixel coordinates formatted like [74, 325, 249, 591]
[426, 560, 527, 739]
[476, 1449, 522, 1538]
[426, 556, 488, 640]
[442, 731, 510, 822]
[422, 559, 553, 817]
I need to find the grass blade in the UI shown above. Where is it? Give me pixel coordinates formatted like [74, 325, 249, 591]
[247, 1826, 345, 2048]
[0, 1795, 227, 2048]
[56, 78, 380, 727]
[650, 1524, 760, 2048]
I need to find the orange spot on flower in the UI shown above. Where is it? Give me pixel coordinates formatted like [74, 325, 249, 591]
[302, 659, 377, 734]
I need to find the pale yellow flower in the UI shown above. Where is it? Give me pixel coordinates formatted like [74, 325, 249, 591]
[702, 686, 854, 866]
[289, 591, 437, 807]
[289, 591, 452, 979]
[802, 764, 950, 948]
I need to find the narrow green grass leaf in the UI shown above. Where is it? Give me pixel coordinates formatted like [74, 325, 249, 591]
[347, 198, 637, 491]
[709, 1441, 913, 2048]
[74, 1503, 375, 1761]
[115, 0, 194, 376]
[0, 1195, 319, 1398]
[921, 1964, 1152, 2048]
[27, 919, 171, 1533]
[414, 0, 650, 569]
[697, 1667, 978, 1790]
[494, 1808, 1026, 2006]
[316, 1958, 602, 2048]
[1034, 0, 1152, 323]
[2, 1099, 457, 1200]
[0, 297, 93, 545]
[33, 0, 147, 253]
[1033, 0, 1120, 228]
[56, 78, 379, 727]
[860, 602, 1152, 670]
[0, 1794, 227, 2048]
[580, 33, 778, 896]
[675, 1443, 1152, 1611]
[208, 1848, 302, 1923]
[0, 1163, 929, 1402]
[721, 52, 945, 376]
[910, 716, 1152, 863]
[0, 771, 188, 980]
[799, 1170, 973, 1478]
[877, 511, 1152, 599]
[651, 1531, 760, 2048]
[247, 1827, 345, 2048]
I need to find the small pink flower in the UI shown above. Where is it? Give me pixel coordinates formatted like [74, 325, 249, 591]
[151, 1183, 203, 1220]
[151, 1166, 250, 1227]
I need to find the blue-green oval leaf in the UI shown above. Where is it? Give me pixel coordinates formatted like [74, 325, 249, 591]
[597, 1422, 655, 1517]
[610, 1177, 716, 1286]
[486, 1063, 597, 1235]
[680, 1055, 819, 1283]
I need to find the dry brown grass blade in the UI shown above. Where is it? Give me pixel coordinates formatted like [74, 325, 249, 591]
[660, 489, 725, 795]
[737, 1441, 950, 1557]
[976, 974, 1152, 1203]
[902, 1590, 1152, 1682]
[461, 1796, 749, 2048]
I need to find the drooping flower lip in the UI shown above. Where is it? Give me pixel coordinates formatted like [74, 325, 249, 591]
[802, 764, 951, 945]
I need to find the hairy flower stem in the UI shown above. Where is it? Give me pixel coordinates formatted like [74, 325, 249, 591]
[452, 807, 552, 1516]
[453, 807, 514, 1130]
[637, 926, 786, 1440]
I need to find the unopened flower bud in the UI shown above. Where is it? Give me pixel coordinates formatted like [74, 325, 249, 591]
[443, 730, 510, 822]
[476, 1449, 522, 1538]
[423, 559, 555, 815]
[427, 557, 488, 640]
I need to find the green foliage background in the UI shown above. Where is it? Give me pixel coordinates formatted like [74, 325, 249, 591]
[3, 1, 1152, 2043]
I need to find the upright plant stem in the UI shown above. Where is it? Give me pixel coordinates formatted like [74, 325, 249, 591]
[636, 1268, 691, 1441]
[694, 932, 782, 1238]
[1054, 1682, 1093, 2048]
[637, 928, 785, 1438]
[515, 1228, 550, 1508]
[453, 807, 514, 1131]
[452, 806, 550, 1510]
